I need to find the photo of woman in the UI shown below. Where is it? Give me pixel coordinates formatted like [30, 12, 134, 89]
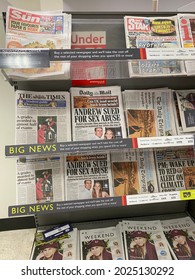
[92, 181, 109, 198]
[85, 239, 113, 260]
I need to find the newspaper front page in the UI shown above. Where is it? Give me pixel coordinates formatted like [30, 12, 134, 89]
[119, 219, 172, 260]
[79, 226, 125, 260]
[161, 216, 195, 260]
[16, 156, 64, 204]
[154, 147, 195, 192]
[124, 15, 185, 77]
[64, 152, 113, 201]
[122, 88, 177, 138]
[5, 6, 71, 80]
[70, 86, 127, 141]
[15, 90, 71, 144]
[111, 150, 159, 196]
[31, 228, 78, 260]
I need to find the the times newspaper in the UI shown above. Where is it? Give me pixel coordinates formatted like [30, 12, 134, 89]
[111, 150, 159, 196]
[5, 6, 71, 79]
[71, 31, 107, 86]
[175, 89, 195, 133]
[122, 88, 177, 138]
[161, 216, 195, 260]
[124, 15, 185, 77]
[15, 90, 71, 144]
[31, 228, 78, 260]
[64, 152, 113, 201]
[154, 147, 195, 192]
[178, 13, 195, 75]
[70, 86, 127, 141]
[119, 219, 172, 260]
[79, 226, 125, 260]
[16, 156, 64, 204]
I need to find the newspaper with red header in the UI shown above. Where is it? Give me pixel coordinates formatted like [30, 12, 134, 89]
[124, 15, 185, 77]
[5, 6, 71, 80]
[178, 13, 195, 75]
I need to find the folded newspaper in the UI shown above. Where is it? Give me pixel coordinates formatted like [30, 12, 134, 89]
[5, 6, 71, 80]
[124, 15, 186, 77]
[70, 86, 127, 141]
[15, 90, 71, 144]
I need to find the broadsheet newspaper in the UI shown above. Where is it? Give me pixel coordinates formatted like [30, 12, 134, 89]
[122, 88, 177, 138]
[31, 228, 78, 260]
[119, 219, 172, 260]
[111, 150, 159, 196]
[154, 147, 195, 192]
[5, 6, 71, 79]
[64, 152, 113, 201]
[178, 13, 195, 75]
[124, 15, 185, 77]
[16, 156, 64, 204]
[15, 90, 71, 144]
[70, 86, 127, 141]
[161, 216, 195, 260]
[79, 226, 125, 260]
[71, 31, 106, 86]
[175, 89, 195, 133]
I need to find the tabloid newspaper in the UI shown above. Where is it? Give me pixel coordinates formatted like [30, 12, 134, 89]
[178, 13, 195, 76]
[5, 6, 71, 80]
[31, 228, 78, 260]
[124, 15, 185, 77]
[175, 89, 195, 133]
[122, 88, 177, 138]
[15, 90, 71, 144]
[161, 216, 195, 260]
[71, 31, 107, 86]
[172, 90, 184, 135]
[154, 147, 195, 192]
[119, 219, 172, 260]
[16, 156, 64, 204]
[79, 226, 125, 260]
[64, 152, 113, 201]
[111, 150, 159, 196]
[70, 86, 127, 141]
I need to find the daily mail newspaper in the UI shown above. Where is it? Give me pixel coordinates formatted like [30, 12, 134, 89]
[31, 228, 78, 260]
[122, 88, 177, 138]
[175, 89, 195, 133]
[15, 90, 71, 144]
[71, 31, 107, 86]
[79, 226, 125, 260]
[16, 156, 64, 204]
[5, 6, 71, 80]
[119, 219, 172, 260]
[111, 150, 159, 196]
[124, 15, 185, 77]
[154, 147, 195, 192]
[161, 216, 195, 260]
[64, 152, 113, 201]
[178, 13, 195, 76]
[70, 86, 127, 141]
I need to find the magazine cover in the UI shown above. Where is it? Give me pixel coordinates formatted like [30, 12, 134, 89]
[119, 219, 172, 260]
[111, 150, 159, 196]
[178, 13, 195, 76]
[122, 88, 177, 138]
[5, 6, 71, 79]
[79, 226, 125, 260]
[124, 15, 185, 77]
[161, 216, 195, 260]
[15, 90, 71, 144]
[16, 156, 65, 204]
[70, 86, 127, 141]
[31, 228, 78, 260]
[71, 31, 107, 86]
[64, 152, 113, 201]
[175, 89, 195, 133]
[154, 147, 195, 192]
